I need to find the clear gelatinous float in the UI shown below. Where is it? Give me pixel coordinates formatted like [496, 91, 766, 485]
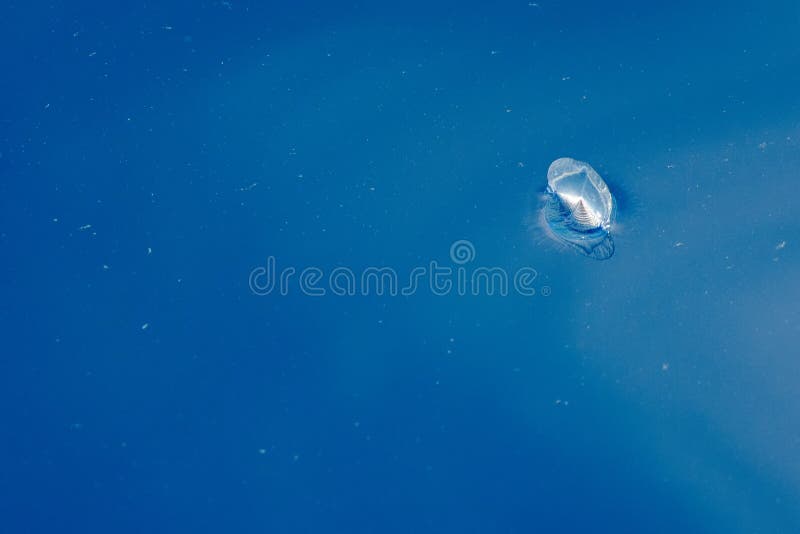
[542, 157, 616, 260]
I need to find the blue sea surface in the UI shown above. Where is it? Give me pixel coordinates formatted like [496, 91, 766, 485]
[2, 1, 800, 532]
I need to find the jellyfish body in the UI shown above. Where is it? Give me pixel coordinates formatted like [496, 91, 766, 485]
[542, 157, 616, 260]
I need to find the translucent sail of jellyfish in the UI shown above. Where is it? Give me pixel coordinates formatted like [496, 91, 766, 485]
[542, 157, 617, 260]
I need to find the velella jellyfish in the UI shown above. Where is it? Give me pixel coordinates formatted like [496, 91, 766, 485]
[542, 157, 617, 260]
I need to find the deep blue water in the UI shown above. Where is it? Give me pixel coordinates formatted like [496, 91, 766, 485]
[3, 1, 800, 532]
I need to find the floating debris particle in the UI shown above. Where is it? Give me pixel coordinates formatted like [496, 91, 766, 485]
[237, 182, 259, 192]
